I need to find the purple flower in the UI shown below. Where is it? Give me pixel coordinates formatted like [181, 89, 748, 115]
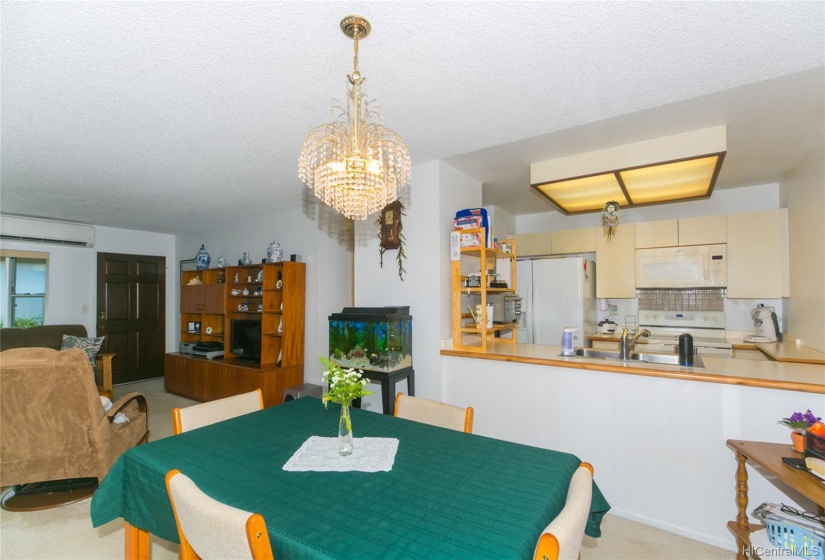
[779, 409, 821, 430]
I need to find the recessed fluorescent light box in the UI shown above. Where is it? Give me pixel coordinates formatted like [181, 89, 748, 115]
[530, 126, 726, 214]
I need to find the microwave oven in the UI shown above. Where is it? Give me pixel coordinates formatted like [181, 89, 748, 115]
[485, 293, 522, 323]
[635, 244, 727, 288]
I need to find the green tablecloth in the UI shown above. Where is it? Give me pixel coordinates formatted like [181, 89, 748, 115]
[91, 397, 609, 559]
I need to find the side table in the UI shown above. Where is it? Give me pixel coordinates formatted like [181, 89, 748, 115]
[356, 366, 415, 415]
[726, 439, 825, 559]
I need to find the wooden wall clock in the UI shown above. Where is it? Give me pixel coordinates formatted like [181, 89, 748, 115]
[380, 200, 403, 250]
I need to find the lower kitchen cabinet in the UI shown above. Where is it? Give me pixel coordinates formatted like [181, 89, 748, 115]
[164, 353, 304, 407]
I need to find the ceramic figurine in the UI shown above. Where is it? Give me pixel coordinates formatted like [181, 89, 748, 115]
[195, 245, 211, 270]
[267, 240, 283, 263]
[238, 301, 249, 311]
[216, 256, 226, 268]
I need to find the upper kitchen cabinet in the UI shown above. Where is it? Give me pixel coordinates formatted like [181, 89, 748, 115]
[551, 227, 596, 255]
[727, 209, 789, 298]
[515, 228, 595, 257]
[635, 215, 726, 248]
[635, 219, 678, 248]
[595, 223, 636, 298]
[679, 215, 726, 246]
[514, 232, 552, 257]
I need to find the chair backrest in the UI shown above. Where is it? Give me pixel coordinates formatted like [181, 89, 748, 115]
[172, 389, 264, 435]
[165, 469, 274, 560]
[393, 392, 474, 433]
[534, 463, 594, 560]
[0, 347, 147, 487]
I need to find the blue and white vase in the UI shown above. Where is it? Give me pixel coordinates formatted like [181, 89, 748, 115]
[267, 240, 283, 263]
[240, 252, 252, 265]
[195, 245, 211, 270]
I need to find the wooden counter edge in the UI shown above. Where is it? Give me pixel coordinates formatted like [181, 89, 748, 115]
[440, 349, 825, 394]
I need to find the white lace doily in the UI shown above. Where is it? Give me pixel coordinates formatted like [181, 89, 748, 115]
[282, 436, 399, 472]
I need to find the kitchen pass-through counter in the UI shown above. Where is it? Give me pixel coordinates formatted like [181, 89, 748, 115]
[443, 340, 825, 393]
[440, 341, 825, 553]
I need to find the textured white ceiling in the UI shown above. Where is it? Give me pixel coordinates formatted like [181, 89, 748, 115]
[1, 1, 823, 233]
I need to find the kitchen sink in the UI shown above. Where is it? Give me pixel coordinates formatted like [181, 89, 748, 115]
[570, 347, 704, 368]
[630, 352, 704, 368]
[571, 348, 622, 360]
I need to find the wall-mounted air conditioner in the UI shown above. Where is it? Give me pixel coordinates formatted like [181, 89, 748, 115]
[0, 215, 95, 247]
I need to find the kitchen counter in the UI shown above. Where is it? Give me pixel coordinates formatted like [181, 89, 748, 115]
[442, 341, 825, 393]
[755, 341, 825, 365]
[590, 333, 825, 364]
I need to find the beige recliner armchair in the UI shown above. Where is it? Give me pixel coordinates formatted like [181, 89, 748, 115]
[0, 348, 148, 510]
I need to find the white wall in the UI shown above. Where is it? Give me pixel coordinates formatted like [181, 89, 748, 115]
[781, 140, 825, 352]
[175, 202, 351, 385]
[354, 160, 482, 408]
[516, 183, 781, 233]
[484, 205, 516, 239]
[443, 355, 825, 552]
[1, 226, 176, 350]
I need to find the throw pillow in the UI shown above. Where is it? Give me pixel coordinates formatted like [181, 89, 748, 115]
[62, 334, 105, 365]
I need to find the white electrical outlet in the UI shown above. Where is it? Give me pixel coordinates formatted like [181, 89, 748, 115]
[81, 304, 90, 313]
[450, 231, 460, 261]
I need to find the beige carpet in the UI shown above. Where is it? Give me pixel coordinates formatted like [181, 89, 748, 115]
[0, 378, 735, 559]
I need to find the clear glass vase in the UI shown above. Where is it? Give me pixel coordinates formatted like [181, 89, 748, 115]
[338, 403, 353, 456]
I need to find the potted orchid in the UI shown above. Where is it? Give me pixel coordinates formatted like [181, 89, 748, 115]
[320, 357, 373, 456]
[779, 409, 821, 452]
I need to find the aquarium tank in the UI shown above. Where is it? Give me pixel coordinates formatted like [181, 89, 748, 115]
[328, 306, 412, 373]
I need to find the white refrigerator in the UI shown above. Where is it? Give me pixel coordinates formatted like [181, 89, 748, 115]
[514, 257, 596, 347]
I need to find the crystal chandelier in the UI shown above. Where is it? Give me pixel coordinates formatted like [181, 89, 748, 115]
[298, 15, 411, 221]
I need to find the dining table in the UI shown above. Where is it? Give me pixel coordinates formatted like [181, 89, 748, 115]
[91, 396, 610, 559]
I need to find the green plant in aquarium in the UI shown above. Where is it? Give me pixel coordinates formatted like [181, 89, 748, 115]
[362, 323, 378, 354]
[329, 324, 349, 356]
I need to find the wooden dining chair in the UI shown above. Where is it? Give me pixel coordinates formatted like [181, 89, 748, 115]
[534, 462, 594, 560]
[393, 392, 474, 433]
[165, 469, 274, 560]
[172, 389, 264, 435]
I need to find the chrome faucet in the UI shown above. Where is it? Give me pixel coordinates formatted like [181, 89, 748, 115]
[619, 328, 651, 360]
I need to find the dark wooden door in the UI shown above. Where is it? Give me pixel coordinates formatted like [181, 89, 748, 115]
[97, 253, 166, 384]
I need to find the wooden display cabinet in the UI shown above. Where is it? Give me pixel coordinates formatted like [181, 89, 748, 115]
[260, 262, 306, 367]
[166, 261, 306, 407]
[451, 229, 518, 352]
[180, 269, 226, 345]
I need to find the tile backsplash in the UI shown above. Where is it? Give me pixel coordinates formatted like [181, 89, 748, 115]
[636, 288, 726, 311]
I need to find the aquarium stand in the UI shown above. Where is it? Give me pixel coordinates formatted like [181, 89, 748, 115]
[360, 366, 415, 416]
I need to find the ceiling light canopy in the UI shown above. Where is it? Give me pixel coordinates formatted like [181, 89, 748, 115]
[530, 126, 726, 214]
[298, 15, 411, 221]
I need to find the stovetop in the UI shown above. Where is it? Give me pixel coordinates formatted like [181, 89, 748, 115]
[638, 309, 729, 347]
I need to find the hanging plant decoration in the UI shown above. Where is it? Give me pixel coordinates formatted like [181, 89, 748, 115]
[376, 200, 406, 281]
[601, 200, 620, 240]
